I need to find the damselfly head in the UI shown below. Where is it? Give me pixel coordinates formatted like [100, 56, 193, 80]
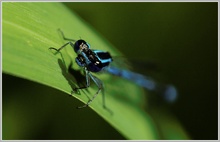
[74, 40, 90, 53]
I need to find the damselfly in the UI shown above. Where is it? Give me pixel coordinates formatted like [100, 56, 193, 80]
[49, 29, 177, 109]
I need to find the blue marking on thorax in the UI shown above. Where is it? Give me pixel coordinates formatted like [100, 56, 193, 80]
[93, 50, 113, 65]
[81, 52, 91, 65]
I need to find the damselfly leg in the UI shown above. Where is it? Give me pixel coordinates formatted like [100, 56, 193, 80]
[70, 67, 105, 109]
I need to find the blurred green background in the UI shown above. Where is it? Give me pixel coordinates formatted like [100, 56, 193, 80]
[3, 2, 217, 140]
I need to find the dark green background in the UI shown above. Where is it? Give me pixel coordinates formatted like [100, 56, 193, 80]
[3, 2, 218, 140]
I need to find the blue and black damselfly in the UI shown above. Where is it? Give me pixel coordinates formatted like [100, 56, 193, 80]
[49, 29, 177, 109]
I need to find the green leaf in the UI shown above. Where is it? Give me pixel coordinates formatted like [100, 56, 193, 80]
[2, 2, 188, 140]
